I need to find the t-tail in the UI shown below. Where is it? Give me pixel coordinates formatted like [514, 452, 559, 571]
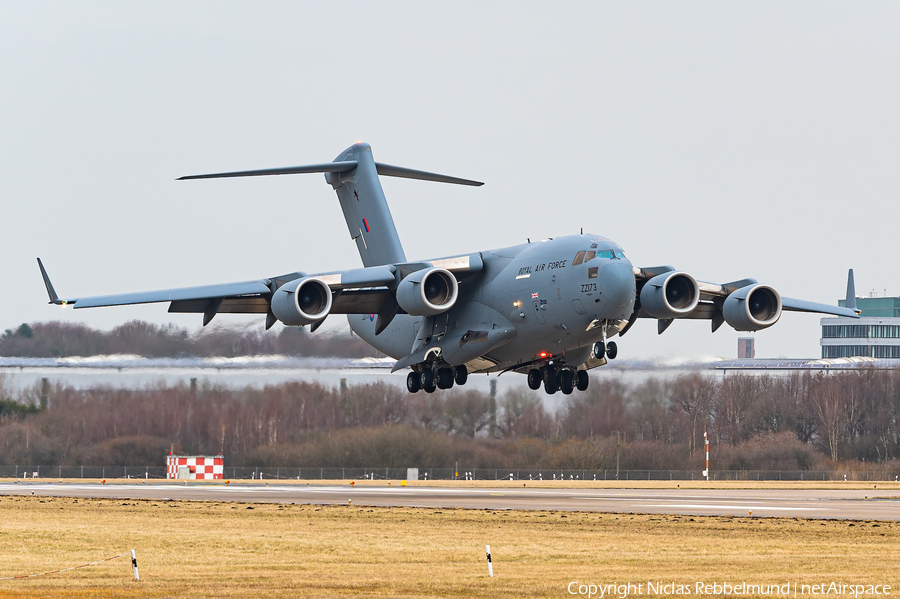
[178, 142, 482, 267]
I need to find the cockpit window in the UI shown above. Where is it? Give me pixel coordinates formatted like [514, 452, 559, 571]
[585, 250, 615, 261]
[613, 249, 627, 260]
[573, 251, 586, 266]
[590, 243, 598, 249]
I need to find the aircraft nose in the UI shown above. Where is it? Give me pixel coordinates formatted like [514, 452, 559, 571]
[600, 261, 636, 308]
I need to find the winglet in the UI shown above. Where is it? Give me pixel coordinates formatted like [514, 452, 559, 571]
[37, 258, 64, 305]
[846, 269, 859, 314]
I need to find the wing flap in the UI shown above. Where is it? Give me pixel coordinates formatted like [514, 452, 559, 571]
[169, 297, 270, 314]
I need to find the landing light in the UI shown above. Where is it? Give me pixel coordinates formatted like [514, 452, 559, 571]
[539, 351, 549, 358]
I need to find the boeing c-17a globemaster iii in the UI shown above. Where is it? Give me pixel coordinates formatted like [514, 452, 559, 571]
[38, 142, 860, 395]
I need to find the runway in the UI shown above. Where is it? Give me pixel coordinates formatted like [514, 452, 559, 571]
[3, 482, 899, 520]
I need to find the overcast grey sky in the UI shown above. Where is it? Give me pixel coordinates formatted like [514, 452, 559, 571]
[2, 2, 897, 360]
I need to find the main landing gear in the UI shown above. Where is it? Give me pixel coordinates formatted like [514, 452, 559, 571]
[527, 365, 591, 395]
[407, 364, 468, 393]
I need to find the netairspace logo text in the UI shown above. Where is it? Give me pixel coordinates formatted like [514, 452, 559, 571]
[567, 581, 892, 598]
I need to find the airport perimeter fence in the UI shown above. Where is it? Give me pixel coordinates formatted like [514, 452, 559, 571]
[2, 465, 899, 482]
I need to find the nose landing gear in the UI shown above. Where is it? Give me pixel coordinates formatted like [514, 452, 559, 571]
[592, 340, 617, 360]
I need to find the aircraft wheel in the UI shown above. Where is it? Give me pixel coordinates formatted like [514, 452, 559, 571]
[407, 372, 421, 393]
[592, 342, 606, 360]
[606, 341, 618, 360]
[455, 365, 468, 386]
[437, 367, 455, 389]
[420, 369, 434, 389]
[575, 370, 589, 391]
[544, 369, 559, 395]
[424, 380, 436, 393]
[527, 369, 542, 390]
[560, 370, 575, 395]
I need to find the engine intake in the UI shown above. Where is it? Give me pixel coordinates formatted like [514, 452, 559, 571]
[396, 267, 458, 316]
[723, 284, 782, 331]
[640, 271, 700, 319]
[270, 277, 332, 326]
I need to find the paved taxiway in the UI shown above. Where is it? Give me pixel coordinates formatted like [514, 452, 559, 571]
[2, 483, 899, 520]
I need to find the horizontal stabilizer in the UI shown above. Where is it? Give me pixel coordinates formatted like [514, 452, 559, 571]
[374, 162, 483, 186]
[177, 161, 359, 180]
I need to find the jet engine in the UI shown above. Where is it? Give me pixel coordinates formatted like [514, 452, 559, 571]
[270, 277, 333, 326]
[639, 271, 700, 319]
[723, 284, 782, 331]
[396, 267, 458, 316]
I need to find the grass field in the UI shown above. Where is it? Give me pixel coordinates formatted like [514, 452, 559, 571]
[0, 492, 898, 598]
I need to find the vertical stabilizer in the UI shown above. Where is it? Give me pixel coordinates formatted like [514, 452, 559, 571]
[845, 269, 858, 313]
[325, 143, 406, 267]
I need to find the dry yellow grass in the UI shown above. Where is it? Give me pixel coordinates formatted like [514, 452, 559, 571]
[0, 494, 897, 598]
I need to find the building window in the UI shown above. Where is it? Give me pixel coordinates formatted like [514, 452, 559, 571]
[822, 344, 900, 358]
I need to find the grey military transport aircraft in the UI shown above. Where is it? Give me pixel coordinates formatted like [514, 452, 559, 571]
[38, 142, 860, 395]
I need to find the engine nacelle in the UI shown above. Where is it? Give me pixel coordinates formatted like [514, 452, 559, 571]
[723, 284, 782, 331]
[639, 271, 700, 319]
[270, 277, 332, 326]
[396, 267, 458, 316]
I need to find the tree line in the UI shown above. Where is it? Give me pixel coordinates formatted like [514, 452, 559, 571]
[1, 368, 899, 471]
[0, 320, 376, 359]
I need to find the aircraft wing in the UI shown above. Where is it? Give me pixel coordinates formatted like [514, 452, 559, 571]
[626, 265, 859, 335]
[779, 297, 859, 317]
[37, 254, 482, 328]
[65, 281, 272, 309]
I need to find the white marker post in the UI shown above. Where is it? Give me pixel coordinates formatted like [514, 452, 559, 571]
[702, 431, 710, 481]
[131, 549, 140, 581]
[486, 545, 493, 578]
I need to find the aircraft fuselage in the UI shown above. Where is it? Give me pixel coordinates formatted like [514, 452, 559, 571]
[349, 233, 635, 373]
